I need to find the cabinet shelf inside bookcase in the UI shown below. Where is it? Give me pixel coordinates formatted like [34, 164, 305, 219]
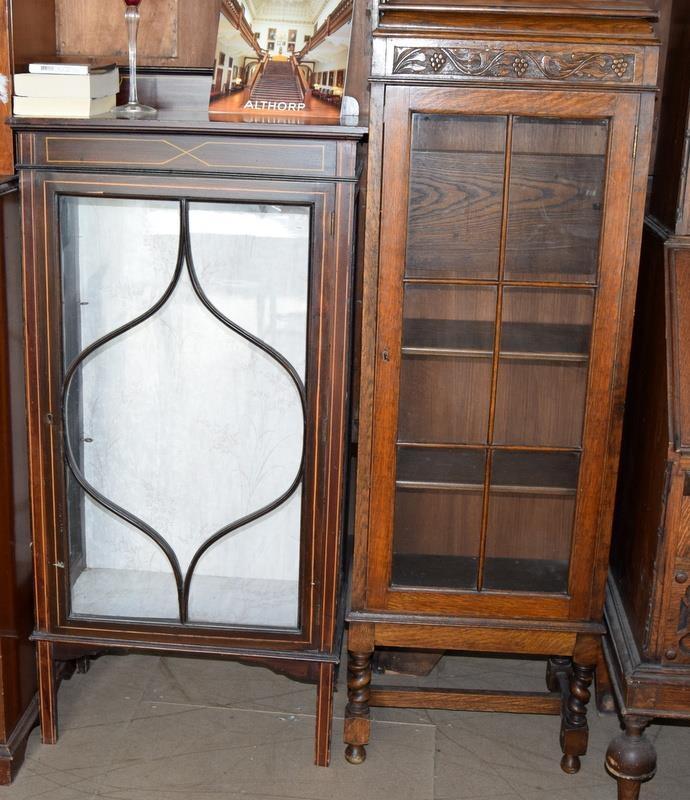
[395, 446, 579, 495]
[402, 318, 592, 361]
[391, 554, 570, 594]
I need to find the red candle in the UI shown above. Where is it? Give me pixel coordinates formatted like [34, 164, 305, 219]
[124, 0, 142, 5]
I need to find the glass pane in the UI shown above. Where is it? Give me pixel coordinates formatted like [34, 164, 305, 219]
[406, 114, 507, 280]
[60, 198, 181, 363]
[505, 117, 608, 283]
[188, 202, 310, 379]
[493, 287, 595, 447]
[392, 447, 485, 589]
[398, 285, 496, 445]
[61, 197, 309, 628]
[484, 451, 579, 593]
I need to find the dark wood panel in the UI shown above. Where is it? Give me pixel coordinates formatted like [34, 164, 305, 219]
[411, 113, 506, 153]
[486, 493, 575, 567]
[398, 354, 492, 444]
[512, 117, 608, 156]
[668, 245, 690, 451]
[648, 0, 690, 233]
[10, 0, 57, 68]
[493, 359, 589, 447]
[610, 222, 674, 654]
[393, 487, 484, 562]
[56, 0, 179, 60]
[0, 187, 36, 784]
[36, 133, 339, 178]
[505, 153, 606, 282]
[406, 150, 505, 279]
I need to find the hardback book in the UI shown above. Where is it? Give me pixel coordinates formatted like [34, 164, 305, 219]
[13, 94, 116, 118]
[28, 62, 117, 75]
[14, 68, 119, 100]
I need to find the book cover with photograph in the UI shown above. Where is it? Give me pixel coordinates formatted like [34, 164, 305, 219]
[208, 0, 353, 124]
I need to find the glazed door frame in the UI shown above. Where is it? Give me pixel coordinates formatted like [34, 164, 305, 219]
[366, 85, 642, 621]
[23, 170, 345, 654]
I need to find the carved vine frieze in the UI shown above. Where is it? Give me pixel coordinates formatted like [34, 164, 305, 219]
[392, 47, 636, 83]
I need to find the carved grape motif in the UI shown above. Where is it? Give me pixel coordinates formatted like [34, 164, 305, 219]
[512, 57, 529, 77]
[611, 56, 629, 77]
[428, 51, 447, 72]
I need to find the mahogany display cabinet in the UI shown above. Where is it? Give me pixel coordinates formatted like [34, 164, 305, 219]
[344, 0, 659, 772]
[13, 117, 364, 767]
[603, 2, 690, 797]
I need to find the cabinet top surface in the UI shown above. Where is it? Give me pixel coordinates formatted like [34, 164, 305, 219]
[9, 113, 368, 141]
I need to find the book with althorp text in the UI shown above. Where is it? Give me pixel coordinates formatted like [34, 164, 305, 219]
[208, 0, 353, 124]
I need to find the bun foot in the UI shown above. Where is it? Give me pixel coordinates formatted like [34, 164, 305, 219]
[345, 744, 366, 765]
[606, 716, 656, 800]
[561, 754, 581, 774]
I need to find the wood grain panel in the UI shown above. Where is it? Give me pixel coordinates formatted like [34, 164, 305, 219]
[393, 487, 483, 557]
[52, 0, 219, 68]
[374, 622, 576, 655]
[678, 494, 690, 558]
[505, 153, 606, 282]
[407, 150, 505, 279]
[56, 0, 179, 59]
[10, 0, 57, 68]
[493, 358, 589, 446]
[370, 686, 561, 714]
[398, 354, 492, 444]
[486, 492, 575, 561]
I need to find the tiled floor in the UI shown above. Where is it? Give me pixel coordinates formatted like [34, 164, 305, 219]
[2, 651, 689, 800]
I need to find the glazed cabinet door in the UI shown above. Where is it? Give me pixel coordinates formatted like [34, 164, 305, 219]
[366, 85, 642, 620]
[24, 173, 344, 650]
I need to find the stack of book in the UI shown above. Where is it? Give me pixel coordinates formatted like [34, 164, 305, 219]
[13, 63, 119, 118]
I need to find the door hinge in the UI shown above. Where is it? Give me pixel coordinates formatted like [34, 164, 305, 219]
[632, 125, 639, 161]
[329, 210, 336, 236]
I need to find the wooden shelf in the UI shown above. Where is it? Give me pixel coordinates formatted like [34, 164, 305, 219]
[402, 319, 591, 361]
[391, 554, 570, 594]
[396, 446, 580, 493]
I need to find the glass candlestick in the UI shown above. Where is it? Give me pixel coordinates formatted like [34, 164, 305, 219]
[114, 0, 157, 118]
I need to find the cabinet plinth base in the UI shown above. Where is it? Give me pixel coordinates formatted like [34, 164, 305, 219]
[344, 620, 599, 771]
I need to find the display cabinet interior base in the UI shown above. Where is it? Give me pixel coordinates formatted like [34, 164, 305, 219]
[34, 635, 339, 766]
[602, 577, 690, 798]
[343, 619, 602, 771]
